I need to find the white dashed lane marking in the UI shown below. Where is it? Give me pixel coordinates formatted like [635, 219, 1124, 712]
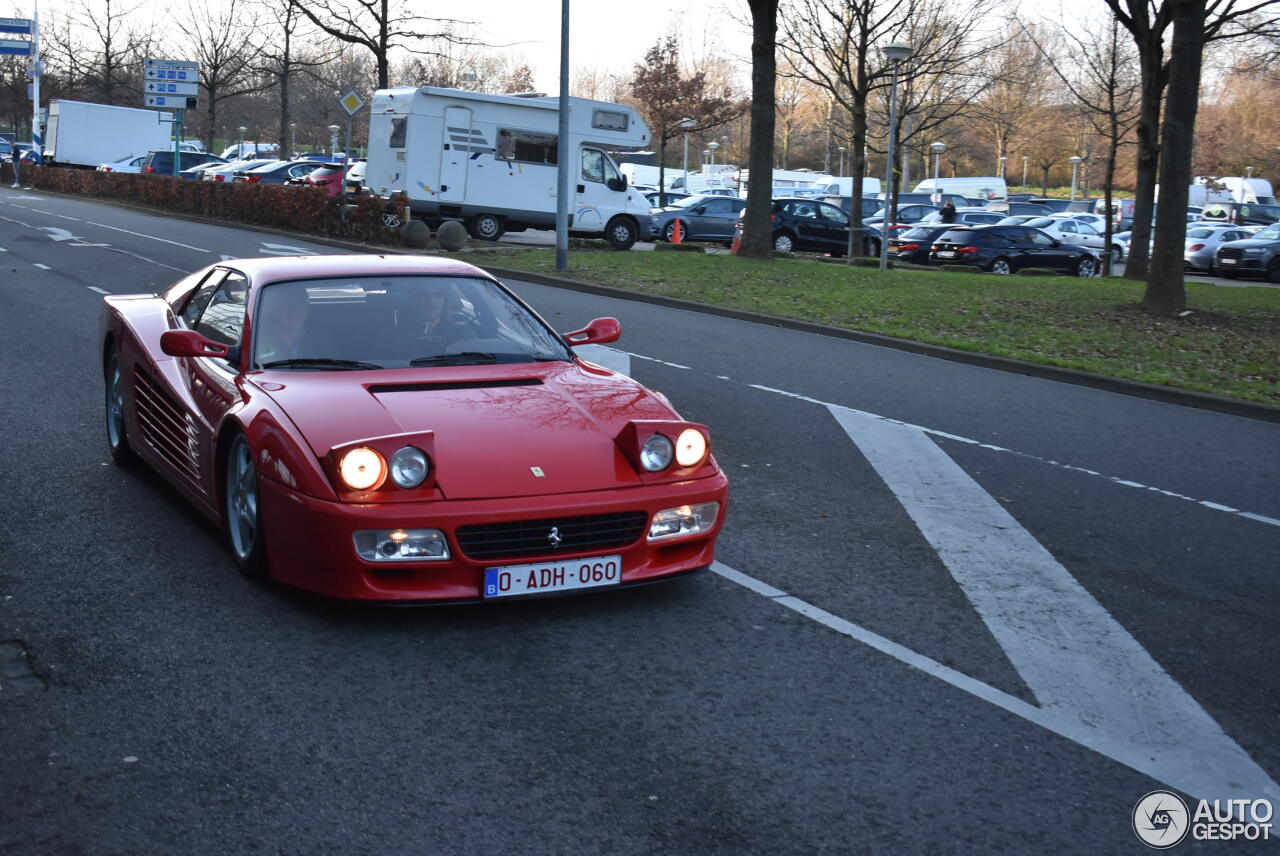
[85, 221, 210, 252]
[87, 286, 110, 295]
[33, 263, 50, 270]
[30, 209, 80, 222]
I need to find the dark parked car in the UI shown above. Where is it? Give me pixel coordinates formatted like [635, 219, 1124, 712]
[234, 159, 321, 185]
[919, 207, 1004, 226]
[734, 197, 871, 255]
[1200, 202, 1280, 227]
[142, 150, 225, 176]
[888, 224, 952, 263]
[928, 225, 1099, 276]
[867, 203, 942, 226]
[1211, 223, 1280, 281]
[824, 195, 884, 218]
[652, 194, 747, 243]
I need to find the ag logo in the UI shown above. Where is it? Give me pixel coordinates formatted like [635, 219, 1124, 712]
[1133, 790, 1190, 848]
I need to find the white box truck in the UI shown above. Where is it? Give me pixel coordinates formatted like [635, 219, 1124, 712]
[43, 100, 172, 169]
[365, 86, 654, 249]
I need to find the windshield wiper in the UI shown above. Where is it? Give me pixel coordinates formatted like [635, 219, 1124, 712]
[410, 352, 498, 366]
[261, 358, 384, 370]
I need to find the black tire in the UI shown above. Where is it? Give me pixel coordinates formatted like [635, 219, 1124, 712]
[773, 231, 796, 253]
[989, 257, 1012, 275]
[605, 216, 639, 250]
[867, 238, 880, 258]
[1075, 256, 1096, 278]
[466, 213, 505, 241]
[224, 432, 268, 580]
[104, 349, 138, 467]
[1268, 260, 1280, 284]
[663, 219, 687, 242]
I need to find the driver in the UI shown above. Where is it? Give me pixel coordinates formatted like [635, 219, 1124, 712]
[255, 286, 337, 365]
[400, 283, 474, 348]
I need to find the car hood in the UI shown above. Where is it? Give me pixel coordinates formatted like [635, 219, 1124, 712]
[255, 361, 680, 500]
[1220, 238, 1278, 249]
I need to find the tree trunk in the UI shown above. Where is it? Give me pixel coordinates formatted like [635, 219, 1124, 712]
[846, 100, 869, 261]
[1124, 51, 1165, 280]
[1144, 0, 1204, 313]
[738, 0, 779, 260]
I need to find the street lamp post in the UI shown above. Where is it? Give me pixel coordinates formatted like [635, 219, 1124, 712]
[998, 156, 1007, 179]
[879, 41, 913, 271]
[237, 126, 247, 159]
[1069, 155, 1083, 200]
[328, 124, 340, 158]
[701, 149, 709, 172]
[289, 122, 296, 157]
[679, 117, 695, 203]
[930, 141, 945, 203]
[838, 146, 847, 177]
[708, 140, 719, 173]
[1021, 156, 1028, 191]
[1246, 166, 1254, 179]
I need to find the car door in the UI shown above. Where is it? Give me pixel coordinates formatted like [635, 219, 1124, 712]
[815, 202, 852, 252]
[184, 270, 250, 497]
[1073, 222, 1104, 249]
[696, 197, 741, 239]
[782, 201, 824, 249]
[1026, 228, 1073, 270]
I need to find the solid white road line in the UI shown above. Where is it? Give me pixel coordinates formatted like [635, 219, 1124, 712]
[33, 263, 50, 270]
[828, 406, 1279, 805]
[87, 286, 110, 295]
[85, 221, 210, 252]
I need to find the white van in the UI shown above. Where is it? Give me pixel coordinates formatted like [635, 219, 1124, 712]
[816, 177, 882, 198]
[366, 86, 653, 249]
[913, 176, 1007, 201]
[1216, 177, 1276, 205]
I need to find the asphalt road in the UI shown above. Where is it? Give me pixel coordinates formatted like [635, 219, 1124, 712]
[1, 189, 1278, 854]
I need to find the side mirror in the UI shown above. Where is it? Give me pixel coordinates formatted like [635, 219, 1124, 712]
[563, 317, 622, 346]
[161, 329, 231, 359]
[607, 177, 626, 192]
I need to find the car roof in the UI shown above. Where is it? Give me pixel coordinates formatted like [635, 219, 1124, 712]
[218, 254, 490, 285]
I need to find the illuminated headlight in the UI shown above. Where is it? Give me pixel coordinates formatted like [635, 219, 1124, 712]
[390, 446, 429, 488]
[640, 434, 674, 471]
[647, 502, 720, 541]
[339, 447, 386, 490]
[354, 529, 450, 561]
[674, 428, 708, 467]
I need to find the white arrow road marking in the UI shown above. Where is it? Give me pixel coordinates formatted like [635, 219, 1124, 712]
[85, 221, 210, 252]
[39, 226, 79, 241]
[259, 242, 315, 256]
[828, 405, 1279, 805]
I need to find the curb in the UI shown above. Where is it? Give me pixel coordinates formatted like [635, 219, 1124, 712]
[19, 187, 1280, 424]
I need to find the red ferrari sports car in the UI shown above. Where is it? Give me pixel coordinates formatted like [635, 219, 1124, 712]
[100, 254, 728, 602]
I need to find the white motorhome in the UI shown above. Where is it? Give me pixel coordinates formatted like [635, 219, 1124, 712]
[912, 176, 1008, 201]
[365, 87, 653, 248]
[1217, 176, 1276, 205]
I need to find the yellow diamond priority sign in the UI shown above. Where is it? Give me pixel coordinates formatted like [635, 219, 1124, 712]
[339, 91, 364, 116]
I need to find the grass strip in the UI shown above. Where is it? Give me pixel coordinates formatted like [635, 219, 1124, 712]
[449, 247, 1280, 405]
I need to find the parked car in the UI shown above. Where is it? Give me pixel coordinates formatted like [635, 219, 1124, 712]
[142, 150, 227, 176]
[1020, 217, 1108, 253]
[645, 190, 690, 208]
[1211, 223, 1280, 281]
[735, 198, 867, 255]
[202, 159, 275, 182]
[1183, 224, 1257, 271]
[1048, 212, 1110, 231]
[1200, 201, 1280, 227]
[344, 159, 367, 194]
[919, 207, 1004, 226]
[824, 195, 884, 219]
[652, 194, 747, 243]
[928, 225, 1100, 276]
[180, 161, 232, 181]
[1024, 198, 1074, 212]
[302, 163, 352, 196]
[887, 224, 953, 263]
[983, 201, 1053, 216]
[867, 203, 941, 225]
[97, 154, 148, 174]
[994, 215, 1042, 226]
[234, 160, 318, 185]
[99, 254, 728, 600]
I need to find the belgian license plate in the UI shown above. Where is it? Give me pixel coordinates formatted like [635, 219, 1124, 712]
[1221, 258, 1236, 264]
[938, 250, 956, 258]
[484, 555, 622, 599]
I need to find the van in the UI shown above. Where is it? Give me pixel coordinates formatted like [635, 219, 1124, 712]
[815, 176, 882, 198]
[365, 86, 653, 249]
[912, 176, 1008, 201]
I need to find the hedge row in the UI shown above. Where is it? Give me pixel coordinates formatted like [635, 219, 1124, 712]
[12, 164, 405, 246]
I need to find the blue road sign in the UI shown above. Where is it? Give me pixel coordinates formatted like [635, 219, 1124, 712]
[0, 38, 32, 55]
[0, 17, 32, 34]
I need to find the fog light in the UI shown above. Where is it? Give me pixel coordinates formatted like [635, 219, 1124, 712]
[354, 529, 450, 562]
[647, 501, 720, 542]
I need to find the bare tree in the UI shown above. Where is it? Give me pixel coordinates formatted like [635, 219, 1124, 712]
[250, 1, 342, 156]
[286, 0, 474, 90]
[628, 34, 746, 206]
[182, 0, 272, 151]
[43, 0, 154, 105]
[970, 27, 1050, 171]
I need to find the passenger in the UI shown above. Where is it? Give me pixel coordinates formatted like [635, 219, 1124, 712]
[256, 286, 336, 365]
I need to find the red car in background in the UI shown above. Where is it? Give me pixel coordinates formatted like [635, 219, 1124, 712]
[99, 255, 727, 602]
[301, 163, 351, 196]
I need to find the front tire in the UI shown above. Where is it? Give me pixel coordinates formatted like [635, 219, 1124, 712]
[989, 257, 1012, 275]
[466, 213, 505, 241]
[104, 349, 138, 467]
[773, 232, 795, 253]
[225, 432, 268, 579]
[663, 220, 686, 242]
[1075, 256, 1096, 278]
[605, 216, 639, 250]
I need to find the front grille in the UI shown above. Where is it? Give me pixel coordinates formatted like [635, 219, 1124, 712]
[1218, 247, 1244, 260]
[456, 511, 649, 561]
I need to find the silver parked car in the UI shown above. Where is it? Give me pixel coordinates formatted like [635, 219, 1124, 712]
[1184, 224, 1257, 271]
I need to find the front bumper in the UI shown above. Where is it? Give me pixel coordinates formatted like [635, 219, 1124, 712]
[259, 475, 728, 601]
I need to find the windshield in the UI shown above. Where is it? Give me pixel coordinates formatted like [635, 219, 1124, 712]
[252, 276, 573, 370]
[1023, 217, 1055, 228]
[670, 195, 713, 209]
[901, 226, 946, 239]
[1255, 225, 1280, 240]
